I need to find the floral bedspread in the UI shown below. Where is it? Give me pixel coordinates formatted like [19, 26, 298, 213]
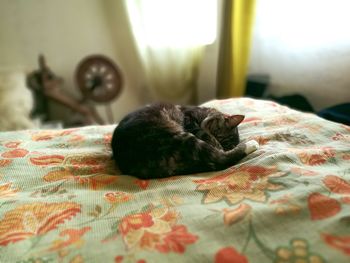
[0, 98, 349, 263]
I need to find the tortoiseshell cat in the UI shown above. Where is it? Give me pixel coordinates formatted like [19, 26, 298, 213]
[111, 102, 259, 179]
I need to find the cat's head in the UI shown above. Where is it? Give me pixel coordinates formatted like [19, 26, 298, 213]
[201, 113, 244, 151]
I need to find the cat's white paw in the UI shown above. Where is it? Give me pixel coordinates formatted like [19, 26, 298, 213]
[244, 140, 259, 154]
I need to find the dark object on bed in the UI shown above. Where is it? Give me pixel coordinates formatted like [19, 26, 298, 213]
[268, 94, 315, 113]
[317, 103, 350, 126]
[245, 74, 270, 98]
[245, 76, 314, 113]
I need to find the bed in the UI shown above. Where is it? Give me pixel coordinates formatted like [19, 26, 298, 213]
[0, 98, 349, 263]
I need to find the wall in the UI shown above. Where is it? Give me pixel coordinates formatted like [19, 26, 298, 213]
[0, 0, 220, 127]
[0, 0, 142, 124]
[2, 0, 348, 125]
[249, 0, 350, 111]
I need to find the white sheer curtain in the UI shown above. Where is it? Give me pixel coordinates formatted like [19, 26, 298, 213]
[124, 0, 217, 104]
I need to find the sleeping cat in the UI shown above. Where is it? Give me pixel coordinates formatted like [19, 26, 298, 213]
[111, 102, 259, 179]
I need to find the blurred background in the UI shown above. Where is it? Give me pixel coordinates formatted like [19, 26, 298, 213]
[0, 0, 349, 131]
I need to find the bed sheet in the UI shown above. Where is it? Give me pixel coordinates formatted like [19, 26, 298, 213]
[0, 98, 349, 263]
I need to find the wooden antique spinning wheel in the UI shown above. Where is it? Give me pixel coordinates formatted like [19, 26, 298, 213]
[75, 55, 123, 123]
[27, 54, 122, 126]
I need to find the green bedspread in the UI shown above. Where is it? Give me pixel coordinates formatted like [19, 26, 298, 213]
[0, 98, 349, 263]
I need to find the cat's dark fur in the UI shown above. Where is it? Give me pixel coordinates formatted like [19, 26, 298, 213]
[111, 102, 258, 179]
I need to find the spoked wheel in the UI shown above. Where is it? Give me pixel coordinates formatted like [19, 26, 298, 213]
[75, 55, 123, 123]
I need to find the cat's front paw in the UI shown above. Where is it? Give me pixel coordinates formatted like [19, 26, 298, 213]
[244, 140, 259, 154]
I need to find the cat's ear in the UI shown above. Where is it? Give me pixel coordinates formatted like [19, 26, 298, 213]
[226, 115, 245, 127]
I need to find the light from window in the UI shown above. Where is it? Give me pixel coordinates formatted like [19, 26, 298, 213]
[126, 0, 217, 47]
[255, 0, 350, 49]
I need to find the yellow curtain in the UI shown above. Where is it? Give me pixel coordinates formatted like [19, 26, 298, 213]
[217, 0, 256, 98]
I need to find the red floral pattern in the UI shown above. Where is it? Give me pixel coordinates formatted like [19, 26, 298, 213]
[308, 193, 341, 220]
[31, 130, 76, 141]
[0, 182, 19, 198]
[322, 233, 350, 255]
[290, 167, 318, 176]
[118, 206, 198, 253]
[222, 203, 251, 226]
[4, 141, 21, 148]
[323, 175, 350, 194]
[294, 146, 336, 165]
[0, 159, 12, 167]
[49, 227, 91, 251]
[43, 169, 117, 190]
[215, 247, 248, 263]
[1, 149, 28, 158]
[194, 166, 285, 204]
[104, 191, 133, 204]
[134, 179, 150, 190]
[0, 202, 81, 246]
[30, 155, 65, 166]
